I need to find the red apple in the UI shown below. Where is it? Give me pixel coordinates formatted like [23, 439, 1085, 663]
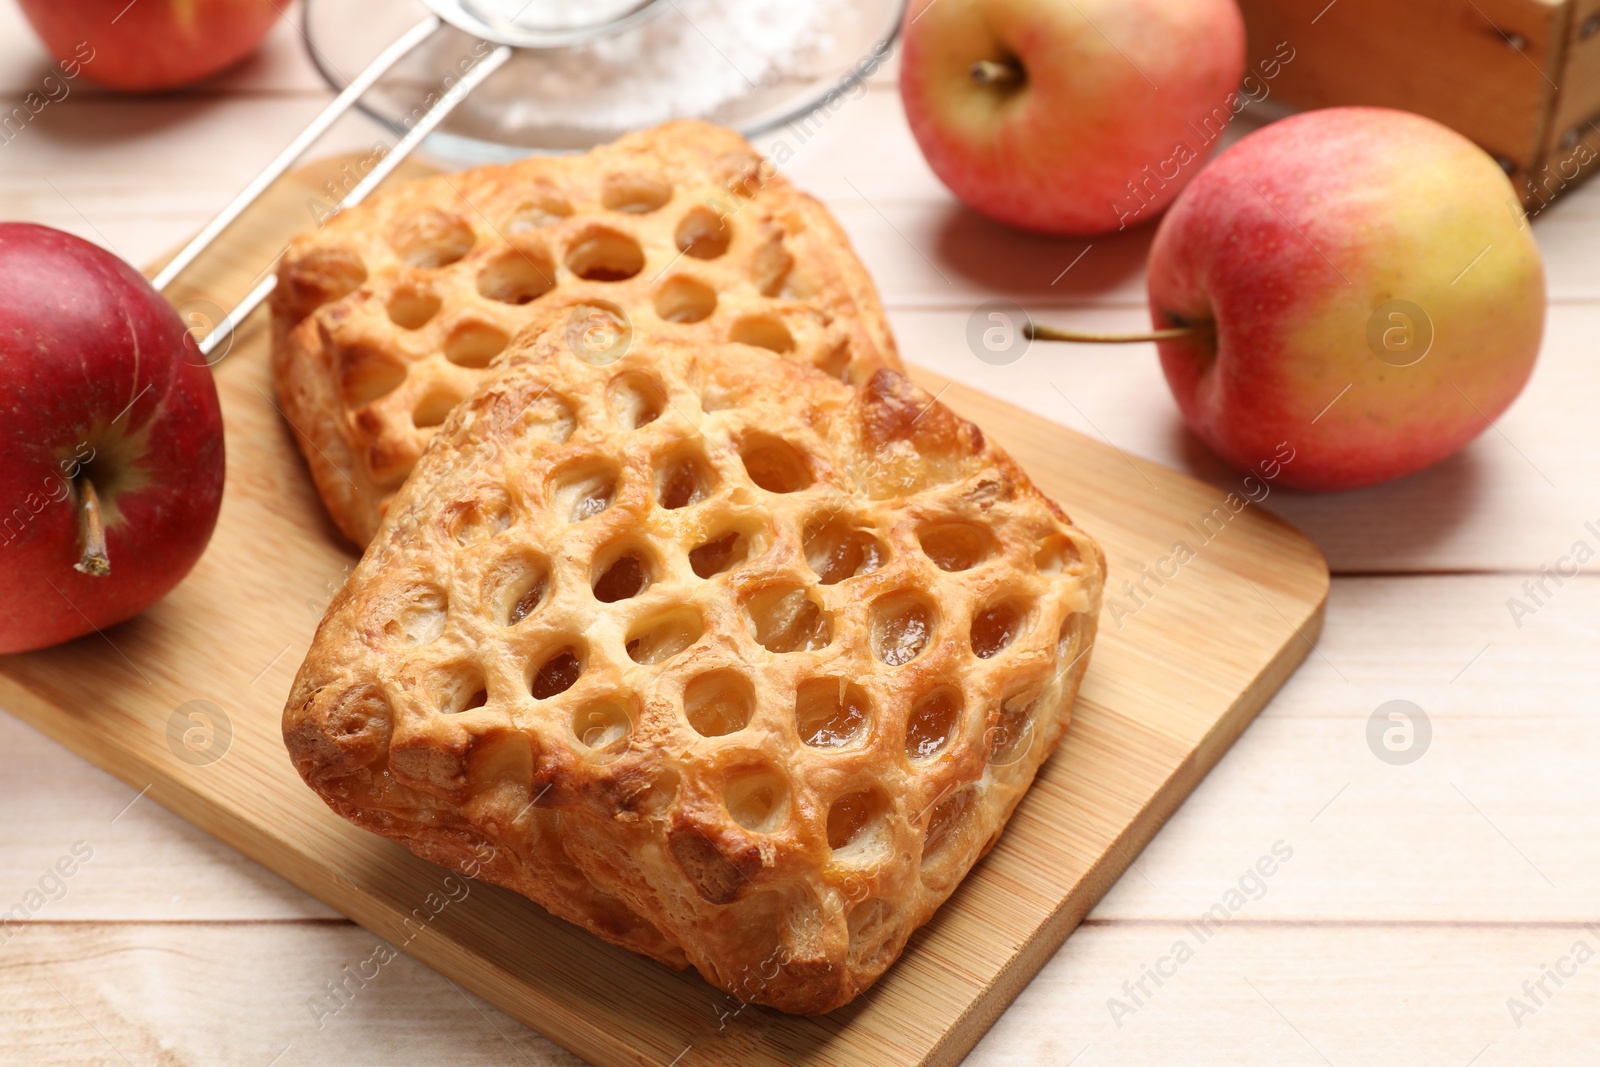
[899, 0, 1248, 235]
[1146, 107, 1546, 491]
[0, 224, 225, 654]
[17, 0, 282, 93]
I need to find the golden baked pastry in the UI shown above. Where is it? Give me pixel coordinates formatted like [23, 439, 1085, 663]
[271, 120, 899, 547]
[282, 311, 1104, 1014]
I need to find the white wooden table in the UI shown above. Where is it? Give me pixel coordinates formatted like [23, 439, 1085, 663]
[4, 5, 1598, 1064]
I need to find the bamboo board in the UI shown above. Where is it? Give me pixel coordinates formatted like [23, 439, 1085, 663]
[0, 157, 1328, 1067]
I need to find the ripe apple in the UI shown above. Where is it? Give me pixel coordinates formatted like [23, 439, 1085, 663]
[17, 0, 282, 93]
[899, 0, 1247, 235]
[0, 224, 225, 654]
[1145, 107, 1546, 491]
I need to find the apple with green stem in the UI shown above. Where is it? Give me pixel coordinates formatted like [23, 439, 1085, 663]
[0, 223, 225, 654]
[1030, 107, 1547, 491]
[899, 0, 1247, 235]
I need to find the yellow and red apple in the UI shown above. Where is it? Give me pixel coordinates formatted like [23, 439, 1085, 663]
[899, 0, 1247, 235]
[1147, 107, 1546, 491]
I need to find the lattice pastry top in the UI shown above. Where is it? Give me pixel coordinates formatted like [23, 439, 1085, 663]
[282, 311, 1104, 1014]
[270, 120, 899, 547]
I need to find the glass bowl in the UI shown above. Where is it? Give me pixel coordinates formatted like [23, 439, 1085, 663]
[302, 0, 906, 163]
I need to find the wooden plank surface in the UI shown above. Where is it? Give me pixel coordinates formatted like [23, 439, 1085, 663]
[4, 4, 1599, 1064]
[0, 134, 1327, 1067]
[6, 573, 1599, 1064]
[9, 918, 1597, 1067]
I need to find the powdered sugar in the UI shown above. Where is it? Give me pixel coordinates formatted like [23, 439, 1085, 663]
[484, 0, 860, 132]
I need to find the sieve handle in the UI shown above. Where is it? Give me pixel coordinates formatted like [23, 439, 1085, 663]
[154, 15, 445, 294]
[196, 42, 515, 361]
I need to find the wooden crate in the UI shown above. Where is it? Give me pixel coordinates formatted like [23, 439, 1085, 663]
[1236, 0, 1600, 215]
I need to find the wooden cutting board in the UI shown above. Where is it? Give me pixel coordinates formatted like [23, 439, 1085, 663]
[0, 157, 1328, 1067]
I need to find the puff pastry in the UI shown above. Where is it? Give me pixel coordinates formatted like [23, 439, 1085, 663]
[271, 120, 899, 546]
[282, 308, 1104, 1014]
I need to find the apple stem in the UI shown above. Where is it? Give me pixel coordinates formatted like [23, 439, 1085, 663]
[74, 477, 111, 578]
[970, 58, 1024, 88]
[1025, 323, 1213, 344]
